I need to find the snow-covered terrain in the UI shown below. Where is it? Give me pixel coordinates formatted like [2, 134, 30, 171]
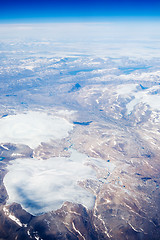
[0, 22, 160, 240]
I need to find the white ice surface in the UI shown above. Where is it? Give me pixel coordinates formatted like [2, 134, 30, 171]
[116, 84, 138, 96]
[126, 92, 160, 114]
[115, 84, 160, 115]
[0, 111, 73, 149]
[3, 149, 109, 215]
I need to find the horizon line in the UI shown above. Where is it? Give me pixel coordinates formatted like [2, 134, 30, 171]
[1, 16, 160, 24]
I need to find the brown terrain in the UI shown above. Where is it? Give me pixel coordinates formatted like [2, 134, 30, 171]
[0, 80, 160, 240]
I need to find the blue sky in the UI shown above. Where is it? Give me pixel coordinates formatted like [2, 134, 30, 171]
[0, 0, 160, 22]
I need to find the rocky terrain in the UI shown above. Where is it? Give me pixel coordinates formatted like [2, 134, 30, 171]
[0, 23, 160, 239]
[0, 78, 160, 239]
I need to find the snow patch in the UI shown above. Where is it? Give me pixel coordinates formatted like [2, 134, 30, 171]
[116, 84, 138, 96]
[126, 91, 160, 114]
[3, 206, 22, 227]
